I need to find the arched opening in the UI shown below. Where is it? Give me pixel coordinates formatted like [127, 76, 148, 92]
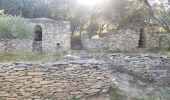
[33, 25, 42, 53]
[138, 28, 145, 48]
[34, 25, 42, 41]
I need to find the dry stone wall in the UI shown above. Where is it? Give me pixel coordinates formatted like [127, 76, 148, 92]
[108, 30, 139, 50]
[0, 39, 32, 54]
[144, 33, 169, 48]
[0, 60, 110, 100]
[81, 30, 169, 51]
[81, 30, 139, 51]
[81, 34, 108, 51]
[109, 54, 170, 85]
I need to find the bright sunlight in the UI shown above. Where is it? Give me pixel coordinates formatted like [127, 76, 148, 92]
[77, 0, 104, 7]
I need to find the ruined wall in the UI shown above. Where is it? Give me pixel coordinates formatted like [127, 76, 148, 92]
[108, 30, 139, 50]
[81, 29, 169, 51]
[81, 30, 139, 51]
[109, 54, 170, 85]
[81, 34, 108, 51]
[28, 18, 71, 54]
[0, 18, 71, 54]
[144, 33, 169, 48]
[0, 39, 32, 54]
[0, 60, 110, 99]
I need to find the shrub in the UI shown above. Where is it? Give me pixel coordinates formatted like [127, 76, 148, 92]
[0, 10, 34, 39]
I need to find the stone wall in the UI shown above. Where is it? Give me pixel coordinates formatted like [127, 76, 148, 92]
[81, 30, 139, 51]
[0, 18, 71, 54]
[0, 60, 110, 99]
[109, 54, 170, 85]
[81, 34, 108, 51]
[108, 30, 139, 50]
[28, 18, 71, 54]
[144, 33, 169, 48]
[81, 30, 169, 51]
[0, 39, 32, 54]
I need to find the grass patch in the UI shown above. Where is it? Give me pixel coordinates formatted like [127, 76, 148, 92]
[147, 47, 170, 55]
[69, 96, 80, 100]
[146, 91, 157, 100]
[0, 53, 64, 62]
[128, 75, 141, 85]
[107, 86, 124, 100]
[142, 86, 170, 100]
[108, 48, 130, 53]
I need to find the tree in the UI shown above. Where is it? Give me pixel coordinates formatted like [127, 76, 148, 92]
[1, 0, 23, 15]
[51, 0, 75, 20]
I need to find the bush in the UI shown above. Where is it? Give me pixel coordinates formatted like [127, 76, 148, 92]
[0, 10, 34, 39]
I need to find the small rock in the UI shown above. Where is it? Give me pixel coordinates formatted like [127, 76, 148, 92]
[51, 71, 65, 76]
[64, 55, 81, 60]
[27, 72, 44, 75]
[90, 84, 103, 89]
[119, 73, 133, 81]
[83, 89, 101, 94]
[137, 80, 147, 86]
[16, 63, 27, 68]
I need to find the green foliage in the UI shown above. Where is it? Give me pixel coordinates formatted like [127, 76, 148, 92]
[69, 96, 80, 100]
[1, 0, 51, 18]
[51, 0, 73, 20]
[145, 87, 170, 100]
[146, 91, 157, 100]
[107, 86, 124, 100]
[0, 11, 34, 39]
[128, 75, 141, 85]
[147, 47, 170, 55]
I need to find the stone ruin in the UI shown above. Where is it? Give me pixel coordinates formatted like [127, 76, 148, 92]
[0, 18, 71, 54]
[0, 18, 169, 54]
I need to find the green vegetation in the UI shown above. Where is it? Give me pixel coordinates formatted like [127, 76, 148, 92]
[69, 96, 80, 100]
[0, 53, 64, 62]
[107, 86, 124, 100]
[147, 47, 170, 56]
[128, 75, 141, 85]
[0, 10, 34, 39]
[144, 87, 170, 100]
[146, 91, 157, 100]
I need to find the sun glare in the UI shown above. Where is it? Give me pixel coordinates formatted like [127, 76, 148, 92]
[77, 0, 104, 7]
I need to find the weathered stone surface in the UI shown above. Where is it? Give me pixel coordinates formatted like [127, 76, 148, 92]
[0, 61, 110, 99]
[109, 54, 170, 85]
[16, 63, 27, 68]
[81, 30, 139, 51]
[27, 72, 45, 75]
[13, 68, 25, 71]
[0, 18, 70, 54]
[83, 89, 101, 94]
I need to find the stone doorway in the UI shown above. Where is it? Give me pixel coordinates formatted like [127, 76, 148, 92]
[138, 29, 145, 48]
[33, 25, 43, 53]
[71, 36, 83, 50]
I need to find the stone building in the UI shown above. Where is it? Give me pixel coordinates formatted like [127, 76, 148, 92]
[0, 17, 168, 54]
[0, 18, 71, 54]
[28, 18, 71, 54]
